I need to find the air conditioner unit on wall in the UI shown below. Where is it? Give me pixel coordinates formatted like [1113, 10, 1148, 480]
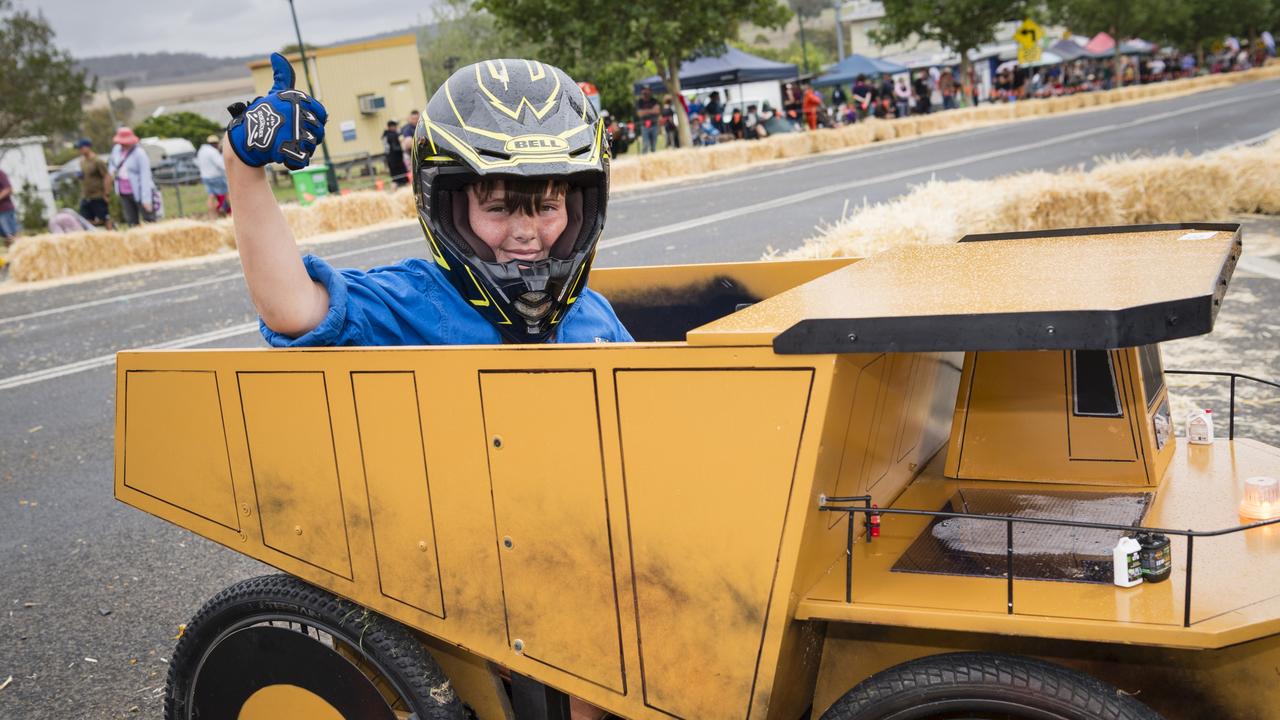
[358, 95, 387, 114]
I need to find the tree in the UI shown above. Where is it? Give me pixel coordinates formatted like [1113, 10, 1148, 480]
[477, 0, 792, 147]
[80, 107, 117, 155]
[0, 0, 92, 141]
[1154, 0, 1274, 68]
[790, 0, 829, 74]
[417, 1, 539, 94]
[134, 111, 224, 150]
[1048, 0, 1162, 86]
[872, 0, 1025, 103]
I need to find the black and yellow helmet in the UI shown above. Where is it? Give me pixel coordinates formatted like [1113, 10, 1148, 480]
[413, 59, 609, 343]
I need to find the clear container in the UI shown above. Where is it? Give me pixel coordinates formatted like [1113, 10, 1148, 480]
[1240, 476, 1280, 520]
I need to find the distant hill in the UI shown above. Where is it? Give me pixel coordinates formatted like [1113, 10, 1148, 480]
[77, 26, 429, 89]
[76, 52, 257, 87]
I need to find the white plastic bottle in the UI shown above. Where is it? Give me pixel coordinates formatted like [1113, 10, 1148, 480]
[1186, 409, 1215, 444]
[1113, 536, 1143, 587]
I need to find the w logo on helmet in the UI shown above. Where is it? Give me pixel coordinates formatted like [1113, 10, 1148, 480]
[475, 60, 561, 121]
[244, 104, 283, 150]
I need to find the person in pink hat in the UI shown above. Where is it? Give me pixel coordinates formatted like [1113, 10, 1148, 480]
[107, 126, 157, 226]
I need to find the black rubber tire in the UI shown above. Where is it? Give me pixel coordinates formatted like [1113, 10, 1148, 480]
[164, 573, 465, 720]
[821, 652, 1164, 720]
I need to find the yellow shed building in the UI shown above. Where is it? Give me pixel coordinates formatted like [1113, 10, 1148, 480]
[249, 34, 428, 163]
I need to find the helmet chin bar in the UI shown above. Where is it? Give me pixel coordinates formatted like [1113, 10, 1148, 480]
[478, 256, 576, 339]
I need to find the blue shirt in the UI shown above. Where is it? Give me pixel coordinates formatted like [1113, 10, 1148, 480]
[261, 254, 633, 347]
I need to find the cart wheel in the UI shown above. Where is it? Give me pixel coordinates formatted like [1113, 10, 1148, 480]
[821, 652, 1163, 720]
[164, 573, 465, 720]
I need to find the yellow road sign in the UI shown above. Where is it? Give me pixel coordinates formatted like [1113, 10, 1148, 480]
[1015, 18, 1043, 49]
[1018, 45, 1043, 65]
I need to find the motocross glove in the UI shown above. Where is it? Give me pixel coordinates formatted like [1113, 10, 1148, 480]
[226, 53, 328, 170]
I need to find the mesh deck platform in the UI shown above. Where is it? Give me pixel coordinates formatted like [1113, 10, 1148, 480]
[892, 489, 1153, 584]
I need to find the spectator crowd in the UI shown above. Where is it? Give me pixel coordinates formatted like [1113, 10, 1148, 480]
[610, 36, 1275, 155]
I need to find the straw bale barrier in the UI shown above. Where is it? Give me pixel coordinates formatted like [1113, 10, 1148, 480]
[781, 134, 1280, 261]
[7, 220, 235, 282]
[7, 64, 1280, 283]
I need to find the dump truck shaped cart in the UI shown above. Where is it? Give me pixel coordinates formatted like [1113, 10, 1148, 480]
[115, 224, 1280, 720]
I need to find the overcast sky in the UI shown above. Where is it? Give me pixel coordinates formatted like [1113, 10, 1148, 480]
[34, 0, 440, 59]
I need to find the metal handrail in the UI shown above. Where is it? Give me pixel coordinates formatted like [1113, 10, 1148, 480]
[1165, 369, 1280, 440]
[818, 495, 1280, 627]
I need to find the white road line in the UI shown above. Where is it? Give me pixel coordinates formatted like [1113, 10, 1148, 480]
[1238, 256, 1280, 280]
[0, 236, 421, 326]
[598, 88, 1280, 250]
[0, 322, 259, 391]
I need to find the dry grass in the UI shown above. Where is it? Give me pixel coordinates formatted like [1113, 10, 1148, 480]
[783, 134, 1280, 260]
[8, 65, 1280, 283]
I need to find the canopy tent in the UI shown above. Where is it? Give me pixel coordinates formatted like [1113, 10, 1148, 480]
[810, 53, 909, 86]
[1118, 38, 1158, 55]
[633, 47, 797, 93]
[1083, 31, 1116, 57]
[1051, 38, 1088, 61]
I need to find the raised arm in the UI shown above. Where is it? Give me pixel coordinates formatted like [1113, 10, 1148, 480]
[223, 53, 332, 338]
[224, 143, 329, 336]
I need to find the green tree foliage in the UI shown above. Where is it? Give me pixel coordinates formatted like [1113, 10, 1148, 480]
[872, 0, 1025, 97]
[477, 0, 792, 147]
[417, 1, 539, 93]
[1047, 0, 1162, 85]
[0, 0, 92, 140]
[80, 107, 117, 155]
[17, 181, 48, 232]
[1152, 0, 1274, 65]
[134, 111, 224, 150]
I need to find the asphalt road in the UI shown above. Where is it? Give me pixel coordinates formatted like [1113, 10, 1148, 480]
[3, 77, 1280, 719]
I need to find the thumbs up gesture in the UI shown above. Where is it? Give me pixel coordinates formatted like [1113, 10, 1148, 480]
[226, 53, 329, 170]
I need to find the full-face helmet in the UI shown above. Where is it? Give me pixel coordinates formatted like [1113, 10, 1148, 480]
[413, 59, 609, 343]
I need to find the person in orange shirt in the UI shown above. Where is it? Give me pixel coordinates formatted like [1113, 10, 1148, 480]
[802, 83, 823, 130]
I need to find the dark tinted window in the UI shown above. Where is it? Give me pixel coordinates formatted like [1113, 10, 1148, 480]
[1072, 350, 1122, 417]
[1139, 344, 1165, 407]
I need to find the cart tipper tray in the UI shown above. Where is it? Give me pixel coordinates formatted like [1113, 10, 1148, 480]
[115, 223, 1280, 720]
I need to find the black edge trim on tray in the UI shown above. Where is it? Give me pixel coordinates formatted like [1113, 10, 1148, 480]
[772, 296, 1215, 354]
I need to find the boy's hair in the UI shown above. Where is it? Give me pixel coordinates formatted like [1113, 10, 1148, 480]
[386, 120, 398, 128]
[471, 176, 569, 215]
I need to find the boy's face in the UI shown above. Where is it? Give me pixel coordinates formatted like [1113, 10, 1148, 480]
[467, 181, 568, 263]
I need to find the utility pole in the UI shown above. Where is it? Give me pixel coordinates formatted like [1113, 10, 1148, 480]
[286, 0, 339, 193]
[834, 0, 845, 61]
[798, 17, 811, 75]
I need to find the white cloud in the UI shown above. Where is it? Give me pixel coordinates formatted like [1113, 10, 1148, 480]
[31, 0, 439, 59]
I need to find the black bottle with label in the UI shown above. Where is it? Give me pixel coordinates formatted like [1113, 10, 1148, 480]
[1137, 532, 1172, 583]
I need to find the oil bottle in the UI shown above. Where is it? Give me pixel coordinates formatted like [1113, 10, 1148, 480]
[1138, 532, 1172, 583]
[1112, 536, 1143, 587]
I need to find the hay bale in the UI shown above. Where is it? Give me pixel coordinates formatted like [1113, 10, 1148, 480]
[308, 191, 398, 234]
[390, 187, 418, 218]
[1091, 154, 1234, 223]
[772, 132, 815, 158]
[610, 160, 642, 188]
[869, 120, 896, 141]
[637, 151, 698, 182]
[123, 220, 229, 263]
[781, 141, 1275, 262]
[703, 141, 751, 171]
[280, 202, 323, 239]
[8, 231, 129, 281]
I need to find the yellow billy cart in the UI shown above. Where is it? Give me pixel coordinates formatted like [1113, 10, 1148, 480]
[115, 223, 1280, 720]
